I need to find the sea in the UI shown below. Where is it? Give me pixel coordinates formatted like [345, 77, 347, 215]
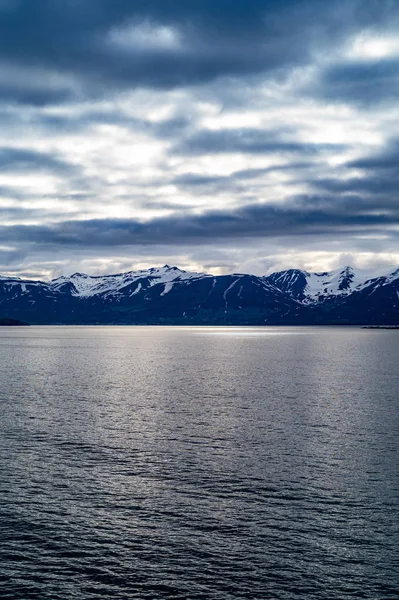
[0, 326, 398, 599]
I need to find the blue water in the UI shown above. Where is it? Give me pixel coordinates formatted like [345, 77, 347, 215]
[0, 326, 398, 599]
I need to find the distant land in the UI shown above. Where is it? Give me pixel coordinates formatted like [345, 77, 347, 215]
[0, 264, 398, 326]
[0, 318, 29, 326]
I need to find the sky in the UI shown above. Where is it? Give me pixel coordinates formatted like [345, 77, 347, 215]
[1, 0, 399, 279]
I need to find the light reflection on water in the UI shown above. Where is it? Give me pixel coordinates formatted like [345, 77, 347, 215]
[196, 329, 308, 336]
[0, 326, 398, 600]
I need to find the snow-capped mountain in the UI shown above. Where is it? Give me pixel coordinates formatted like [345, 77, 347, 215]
[264, 265, 399, 324]
[0, 265, 303, 325]
[0, 264, 398, 325]
[264, 265, 397, 304]
[52, 265, 205, 299]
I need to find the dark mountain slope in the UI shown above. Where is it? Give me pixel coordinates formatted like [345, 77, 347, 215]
[1, 264, 398, 325]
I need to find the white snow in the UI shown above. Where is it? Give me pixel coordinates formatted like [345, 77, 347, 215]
[265, 264, 399, 304]
[304, 266, 385, 302]
[51, 265, 207, 298]
[161, 282, 174, 296]
[223, 278, 239, 301]
[381, 266, 399, 284]
[130, 283, 142, 296]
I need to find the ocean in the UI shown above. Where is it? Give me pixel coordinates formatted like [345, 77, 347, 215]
[0, 326, 398, 599]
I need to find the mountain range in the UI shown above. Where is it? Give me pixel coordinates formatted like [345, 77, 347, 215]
[1, 264, 398, 325]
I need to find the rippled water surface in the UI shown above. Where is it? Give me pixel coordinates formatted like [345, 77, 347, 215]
[0, 326, 398, 599]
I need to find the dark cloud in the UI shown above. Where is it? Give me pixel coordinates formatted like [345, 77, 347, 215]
[303, 140, 399, 197]
[0, 0, 396, 104]
[172, 173, 226, 187]
[172, 163, 316, 195]
[2, 192, 399, 251]
[349, 139, 399, 170]
[0, 82, 75, 107]
[312, 176, 399, 196]
[175, 128, 347, 156]
[0, 147, 76, 174]
[314, 58, 399, 106]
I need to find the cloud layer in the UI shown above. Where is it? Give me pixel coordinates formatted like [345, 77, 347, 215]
[1, 0, 399, 278]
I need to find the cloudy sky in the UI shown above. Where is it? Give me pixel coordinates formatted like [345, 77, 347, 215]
[1, 0, 399, 279]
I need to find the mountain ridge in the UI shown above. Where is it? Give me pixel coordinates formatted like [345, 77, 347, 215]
[1, 264, 398, 325]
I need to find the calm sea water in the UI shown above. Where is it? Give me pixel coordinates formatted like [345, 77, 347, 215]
[0, 326, 398, 599]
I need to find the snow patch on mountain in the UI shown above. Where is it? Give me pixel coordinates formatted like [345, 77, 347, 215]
[130, 283, 142, 296]
[52, 265, 206, 298]
[380, 266, 399, 285]
[161, 282, 174, 296]
[223, 278, 239, 301]
[304, 266, 364, 301]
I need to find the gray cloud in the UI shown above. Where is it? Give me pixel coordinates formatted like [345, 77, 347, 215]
[2, 192, 399, 250]
[349, 139, 399, 170]
[303, 140, 399, 197]
[171, 163, 316, 197]
[312, 176, 399, 197]
[175, 128, 347, 156]
[0, 147, 76, 174]
[314, 58, 399, 107]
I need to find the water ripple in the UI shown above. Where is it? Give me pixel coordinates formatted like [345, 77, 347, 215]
[0, 326, 398, 599]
